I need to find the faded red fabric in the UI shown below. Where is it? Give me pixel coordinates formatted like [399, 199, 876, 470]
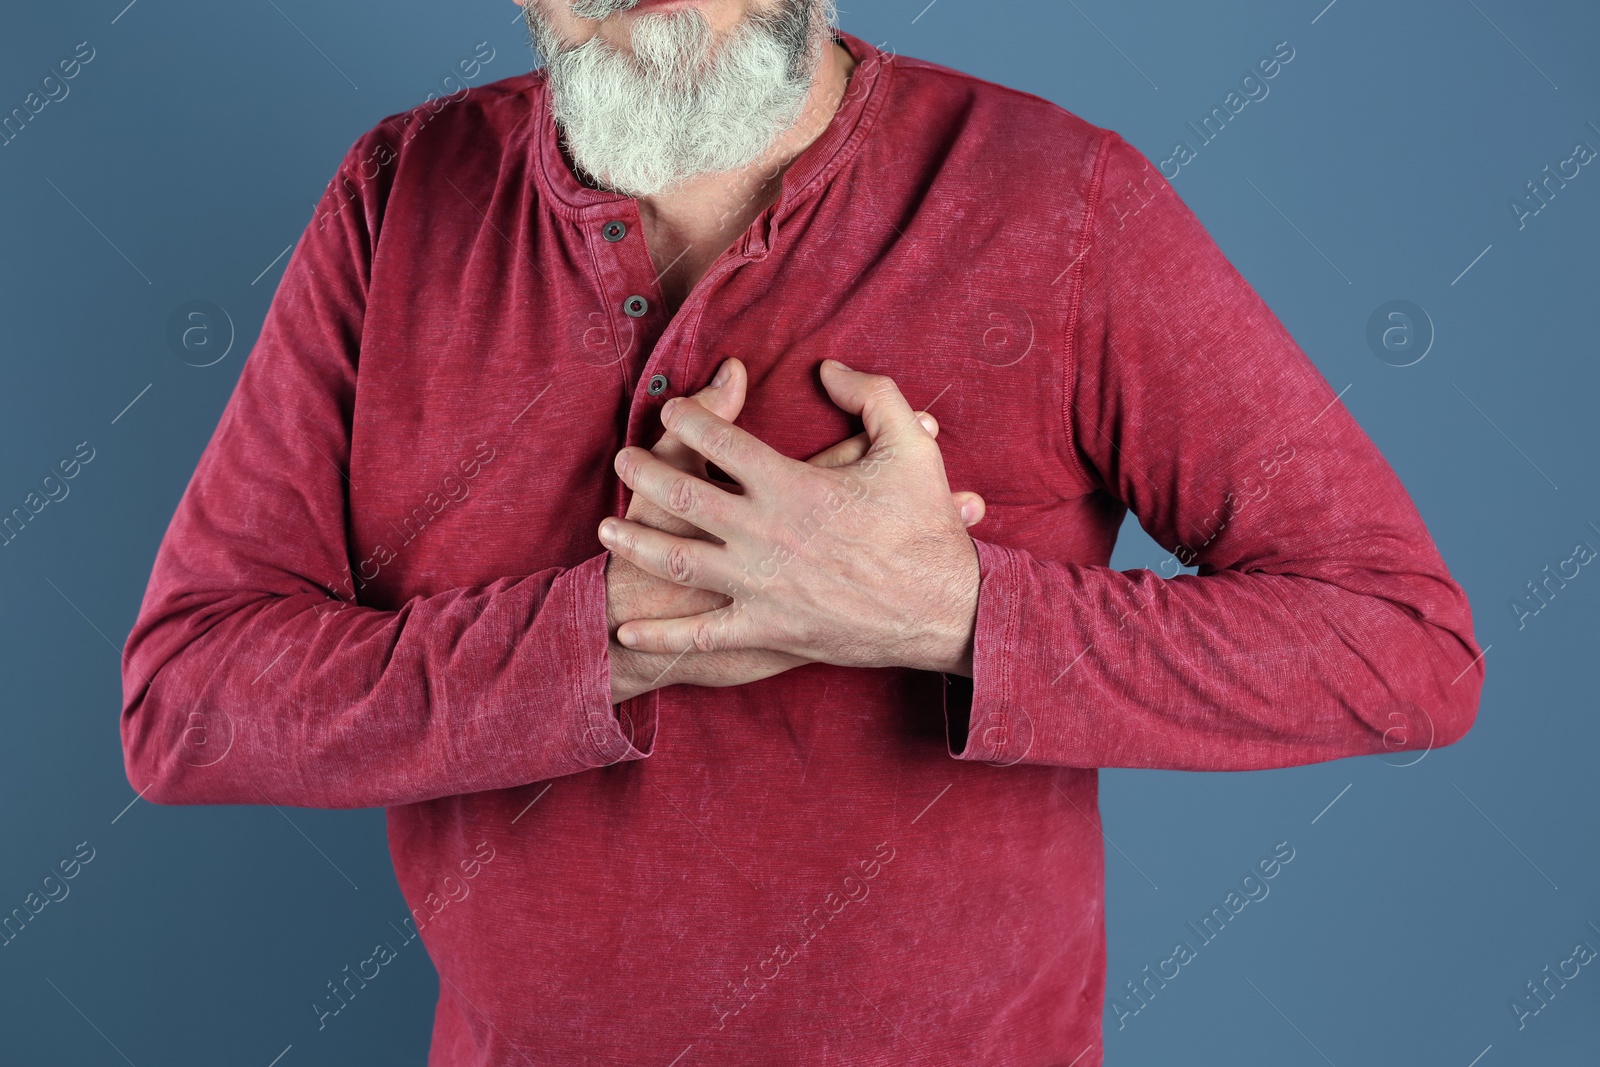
[120, 30, 1481, 1066]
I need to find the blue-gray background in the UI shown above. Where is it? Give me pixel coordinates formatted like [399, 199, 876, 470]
[2, 0, 1595, 1063]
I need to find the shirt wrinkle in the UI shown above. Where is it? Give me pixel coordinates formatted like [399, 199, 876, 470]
[119, 30, 1481, 1067]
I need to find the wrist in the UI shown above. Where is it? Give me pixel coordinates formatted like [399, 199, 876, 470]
[929, 602, 977, 677]
[907, 538, 979, 675]
[608, 645, 650, 705]
[604, 555, 645, 703]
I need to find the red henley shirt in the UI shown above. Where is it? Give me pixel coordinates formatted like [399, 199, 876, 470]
[120, 30, 1483, 1067]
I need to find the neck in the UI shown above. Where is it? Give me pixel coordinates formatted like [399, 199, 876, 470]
[633, 35, 856, 309]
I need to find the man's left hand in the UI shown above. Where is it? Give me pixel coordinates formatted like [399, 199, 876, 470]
[598, 360, 981, 675]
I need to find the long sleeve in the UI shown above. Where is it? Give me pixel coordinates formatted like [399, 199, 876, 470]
[951, 129, 1483, 771]
[119, 129, 641, 810]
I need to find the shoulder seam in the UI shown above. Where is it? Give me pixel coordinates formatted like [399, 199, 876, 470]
[1059, 127, 1117, 493]
[361, 72, 544, 150]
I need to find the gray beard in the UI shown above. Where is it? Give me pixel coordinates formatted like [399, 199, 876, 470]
[525, 0, 833, 197]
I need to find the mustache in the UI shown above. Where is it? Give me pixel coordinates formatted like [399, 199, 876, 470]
[570, 0, 642, 18]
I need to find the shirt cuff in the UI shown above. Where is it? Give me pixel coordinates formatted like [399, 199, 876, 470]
[946, 538, 1036, 766]
[562, 550, 657, 768]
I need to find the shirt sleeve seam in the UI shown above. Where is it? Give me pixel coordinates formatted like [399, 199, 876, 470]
[999, 546, 1019, 743]
[1058, 127, 1116, 494]
[568, 557, 619, 767]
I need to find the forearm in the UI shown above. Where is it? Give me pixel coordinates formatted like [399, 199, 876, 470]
[951, 540, 1482, 770]
[121, 554, 639, 809]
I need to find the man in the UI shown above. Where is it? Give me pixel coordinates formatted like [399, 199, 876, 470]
[120, 0, 1483, 1062]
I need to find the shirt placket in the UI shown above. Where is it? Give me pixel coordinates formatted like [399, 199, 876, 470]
[583, 202, 772, 517]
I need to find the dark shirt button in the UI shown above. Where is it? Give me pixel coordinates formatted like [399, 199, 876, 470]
[646, 373, 669, 396]
[603, 220, 627, 242]
[623, 295, 649, 318]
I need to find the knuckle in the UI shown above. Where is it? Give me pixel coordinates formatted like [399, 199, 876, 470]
[689, 618, 720, 653]
[664, 542, 695, 584]
[704, 424, 739, 463]
[665, 476, 698, 515]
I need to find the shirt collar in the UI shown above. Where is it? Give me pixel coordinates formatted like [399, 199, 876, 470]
[532, 29, 889, 223]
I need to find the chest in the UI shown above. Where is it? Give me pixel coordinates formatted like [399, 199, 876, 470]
[649, 237, 726, 314]
[637, 180, 781, 312]
[342, 192, 1117, 606]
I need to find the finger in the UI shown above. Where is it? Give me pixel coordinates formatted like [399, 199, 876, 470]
[599, 517, 731, 592]
[688, 358, 747, 426]
[818, 360, 925, 447]
[658, 395, 787, 485]
[653, 359, 747, 472]
[807, 413, 938, 469]
[630, 362, 745, 534]
[615, 446, 738, 534]
[951, 490, 986, 527]
[616, 604, 754, 655]
[625, 492, 700, 537]
[806, 431, 869, 469]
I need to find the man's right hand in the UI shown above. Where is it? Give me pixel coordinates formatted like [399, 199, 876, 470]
[604, 358, 985, 704]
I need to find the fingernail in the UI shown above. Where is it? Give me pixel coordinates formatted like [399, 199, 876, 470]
[618, 629, 638, 648]
[960, 501, 976, 523]
[599, 521, 617, 545]
[662, 397, 680, 418]
[711, 363, 730, 388]
[917, 414, 936, 433]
